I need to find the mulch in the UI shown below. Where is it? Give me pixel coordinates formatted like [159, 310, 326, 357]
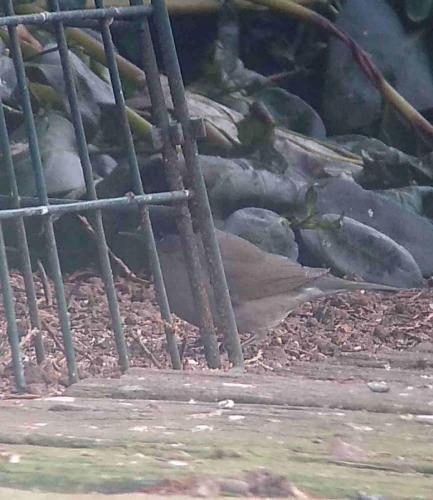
[1, 269, 432, 395]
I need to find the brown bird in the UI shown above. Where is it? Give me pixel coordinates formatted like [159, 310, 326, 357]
[156, 229, 398, 343]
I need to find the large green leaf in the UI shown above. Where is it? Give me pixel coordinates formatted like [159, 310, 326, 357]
[375, 185, 433, 219]
[313, 177, 433, 277]
[58, 0, 87, 9]
[190, 1, 266, 113]
[253, 88, 326, 139]
[0, 55, 17, 101]
[332, 134, 433, 187]
[405, 0, 433, 22]
[3, 112, 85, 196]
[26, 43, 115, 136]
[322, 0, 433, 142]
[300, 214, 424, 288]
[223, 207, 298, 260]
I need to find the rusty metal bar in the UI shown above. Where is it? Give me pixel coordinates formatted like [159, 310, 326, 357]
[0, 5, 152, 27]
[0, 0, 241, 392]
[151, 0, 244, 368]
[94, 0, 182, 369]
[133, 4, 221, 368]
[48, 0, 131, 371]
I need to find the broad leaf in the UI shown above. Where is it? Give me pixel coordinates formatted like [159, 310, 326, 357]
[300, 214, 424, 288]
[405, 0, 433, 22]
[253, 88, 326, 139]
[5, 112, 85, 196]
[322, 0, 433, 143]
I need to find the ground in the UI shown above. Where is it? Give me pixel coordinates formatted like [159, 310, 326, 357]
[0, 271, 432, 394]
[0, 271, 432, 498]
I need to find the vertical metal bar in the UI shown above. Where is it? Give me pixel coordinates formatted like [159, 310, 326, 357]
[93, 0, 183, 369]
[138, 206, 181, 369]
[0, 96, 45, 363]
[132, 5, 221, 368]
[4, 0, 78, 384]
[0, 221, 26, 392]
[48, 0, 129, 372]
[151, 0, 244, 368]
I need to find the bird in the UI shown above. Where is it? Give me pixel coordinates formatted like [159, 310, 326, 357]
[156, 229, 399, 344]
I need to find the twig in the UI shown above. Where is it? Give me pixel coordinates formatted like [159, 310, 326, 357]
[64, 270, 98, 307]
[244, 349, 263, 365]
[408, 291, 426, 302]
[257, 360, 274, 371]
[65, 281, 83, 309]
[129, 330, 162, 368]
[40, 318, 64, 353]
[77, 215, 148, 285]
[3, 393, 42, 400]
[179, 336, 188, 361]
[37, 260, 53, 306]
[41, 316, 93, 361]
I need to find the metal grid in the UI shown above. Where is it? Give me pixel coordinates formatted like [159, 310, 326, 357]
[0, 0, 243, 392]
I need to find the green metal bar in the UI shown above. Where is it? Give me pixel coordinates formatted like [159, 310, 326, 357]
[0, 97, 45, 363]
[0, 195, 71, 207]
[94, 0, 182, 369]
[0, 221, 26, 392]
[139, 205, 181, 369]
[132, 5, 221, 368]
[152, 0, 244, 368]
[5, 0, 78, 385]
[0, 5, 152, 27]
[49, 0, 130, 372]
[0, 191, 190, 221]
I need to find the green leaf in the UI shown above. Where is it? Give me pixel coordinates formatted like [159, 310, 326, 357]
[322, 0, 433, 149]
[301, 214, 424, 288]
[2, 112, 85, 196]
[405, 0, 433, 22]
[236, 103, 275, 151]
[253, 88, 326, 139]
[58, 0, 87, 10]
[304, 185, 318, 217]
[26, 43, 115, 137]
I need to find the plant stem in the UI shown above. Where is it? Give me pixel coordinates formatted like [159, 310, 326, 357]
[247, 0, 433, 147]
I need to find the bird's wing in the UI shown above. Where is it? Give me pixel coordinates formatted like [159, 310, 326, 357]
[156, 234, 215, 327]
[217, 230, 326, 302]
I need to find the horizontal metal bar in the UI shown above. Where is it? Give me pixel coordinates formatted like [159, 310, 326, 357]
[5, 0, 79, 384]
[0, 5, 152, 28]
[48, 19, 133, 29]
[0, 190, 190, 220]
[0, 194, 84, 207]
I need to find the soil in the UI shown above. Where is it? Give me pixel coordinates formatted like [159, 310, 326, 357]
[0, 269, 432, 395]
[1, 270, 433, 498]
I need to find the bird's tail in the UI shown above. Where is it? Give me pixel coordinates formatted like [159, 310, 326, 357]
[313, 274, 402, 294]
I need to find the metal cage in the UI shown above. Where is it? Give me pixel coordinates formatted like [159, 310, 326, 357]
[0, 0, 243, 393]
